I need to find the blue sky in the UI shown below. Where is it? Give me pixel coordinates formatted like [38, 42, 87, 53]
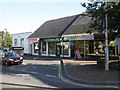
[0, 1, 88, 34]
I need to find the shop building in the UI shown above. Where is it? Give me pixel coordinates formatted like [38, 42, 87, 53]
[12, 32, 32, 55]
[28, 14, 98, 58]
[28, 14, 80, 56]
[29, 13, 118, 58]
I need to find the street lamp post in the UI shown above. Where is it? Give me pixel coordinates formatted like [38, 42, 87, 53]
[105, 0, 109, 71]
[61, 37, 64, 58]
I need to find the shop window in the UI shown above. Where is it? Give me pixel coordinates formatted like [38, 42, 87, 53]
[34, 43, 39, 53]
[42, 42, 46, 54]
[56, 43, 61, 56]
[75, 41, 84, 54]
[89, 40, 94, 54]
[48, 42, 56, 55]
[94, 41, 105, 55]
[63, 42, 69, 55]
[75, 41, 90, 57]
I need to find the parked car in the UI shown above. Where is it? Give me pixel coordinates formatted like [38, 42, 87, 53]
[2, 52, 23, 66]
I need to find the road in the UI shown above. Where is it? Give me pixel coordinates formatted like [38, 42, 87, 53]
[1, 58, 87, 89]
[1, 57, 119, 90]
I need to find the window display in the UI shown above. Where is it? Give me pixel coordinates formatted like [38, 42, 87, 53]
[42, 42, 46, 54]
[94, 41, 105, 55]
[48, 42, 56, 55]
[63, 42, 69, 55]
[34, 43, 39, 53]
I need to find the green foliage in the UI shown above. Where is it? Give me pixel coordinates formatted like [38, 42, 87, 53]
[0, 31, 12, 49]
[81, 1, 120, 37]
[3, 31, 12, 48]
[0, 31, 4, 49]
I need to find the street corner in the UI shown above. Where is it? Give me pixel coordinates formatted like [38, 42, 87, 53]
[60, 59, 120, 87]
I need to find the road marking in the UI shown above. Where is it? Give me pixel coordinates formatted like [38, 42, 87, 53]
[30, 72, 39, 75]
[21, 70, 39, 75]
[46, 74, 56, 78]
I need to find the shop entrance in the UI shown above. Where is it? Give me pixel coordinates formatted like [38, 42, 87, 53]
[74, 40, 94, 58]
[56, 43, 61, 56]
[56, 42, 70, 57]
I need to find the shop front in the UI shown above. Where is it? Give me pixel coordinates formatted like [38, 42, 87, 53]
[93, 34, 119, 56]
[62, 34, 94, 58]
[28, 38, 39, 55]
[40, 38, 60, 56]
[40, 38, 71, 57]
[39, 34, 95, 58]
[30, 35, 96, 58]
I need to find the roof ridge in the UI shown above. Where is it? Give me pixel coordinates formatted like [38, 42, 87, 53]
[46, 14, 81, 23]
[58, 14, 80, 36]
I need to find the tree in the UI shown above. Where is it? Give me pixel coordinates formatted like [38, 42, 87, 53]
[0, 31, 4, 49]
[81, 1, 120, 38]
[3, 31, 12, 48]
[82, 1, 120, 71]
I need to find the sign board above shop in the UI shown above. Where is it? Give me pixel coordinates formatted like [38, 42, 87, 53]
[63, 34, 94, 41]
[40, 38, 61, 42]
[28, 38, 39, 43]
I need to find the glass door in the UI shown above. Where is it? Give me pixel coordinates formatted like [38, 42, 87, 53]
[56, 43, 61, 56]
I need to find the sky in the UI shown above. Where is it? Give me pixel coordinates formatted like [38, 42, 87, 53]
[0, 0, 88, 34]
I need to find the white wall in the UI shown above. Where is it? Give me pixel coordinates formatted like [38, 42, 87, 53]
[12, 32, 32, 54]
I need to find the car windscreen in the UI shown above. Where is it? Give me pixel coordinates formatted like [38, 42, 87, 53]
[5, 52, 18, 57]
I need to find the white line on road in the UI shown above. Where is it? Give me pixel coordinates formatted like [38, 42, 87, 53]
[21, 70, 39, 75]
[30, 72, 39, 75]
[46, 74, 56, 78]
[10, 68, 39, 75]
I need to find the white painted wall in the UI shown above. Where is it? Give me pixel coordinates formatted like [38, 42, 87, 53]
[12, 32, 32, 54]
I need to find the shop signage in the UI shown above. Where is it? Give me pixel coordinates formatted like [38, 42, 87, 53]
[29, 38, 38, 43]
[12, 47, 24, 50]
[40, 38, 61, 42]
[64, 35, 94, 41]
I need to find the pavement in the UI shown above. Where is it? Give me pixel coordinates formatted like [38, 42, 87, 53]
[61, 59, 120, 87]
[23, 55, 120, 88]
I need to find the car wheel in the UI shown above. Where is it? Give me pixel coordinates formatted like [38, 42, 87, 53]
[5, 62, 10, 66]
[20, 61, 23, 64]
